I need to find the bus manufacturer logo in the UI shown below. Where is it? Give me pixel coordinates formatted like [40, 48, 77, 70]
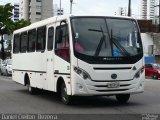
[111, 74, 117, 79]
[103, 58, 122, 61]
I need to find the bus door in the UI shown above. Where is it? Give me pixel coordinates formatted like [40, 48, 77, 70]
[46, 24, 55, 91]
[54, 20, 71, 84]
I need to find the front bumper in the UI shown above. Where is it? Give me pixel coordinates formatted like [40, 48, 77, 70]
[71, 73, 145, 96]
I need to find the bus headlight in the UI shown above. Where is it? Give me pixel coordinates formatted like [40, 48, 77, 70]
[74, 66, 91, 80]
[134, 66, 144, 79]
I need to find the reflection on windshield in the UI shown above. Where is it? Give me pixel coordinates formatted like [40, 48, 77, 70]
[71, 17, 142, 58]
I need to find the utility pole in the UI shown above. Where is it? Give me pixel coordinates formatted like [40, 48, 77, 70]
[60, 0, 61, 15]
[70, 0, 73, 14]
[128, 0, 131, 16]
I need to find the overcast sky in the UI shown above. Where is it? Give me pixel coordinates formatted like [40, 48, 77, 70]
[0, 0, 139, 17]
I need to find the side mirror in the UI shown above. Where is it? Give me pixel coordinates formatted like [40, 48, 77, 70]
[60, 20, 66, 25]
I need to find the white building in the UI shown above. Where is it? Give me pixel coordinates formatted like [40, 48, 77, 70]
[19, 0, 53, 23]
[13, 3, 20, 22]
[139, 0, 158, 20]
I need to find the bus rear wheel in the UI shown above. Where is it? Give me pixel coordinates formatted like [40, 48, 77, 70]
[60, 82, 72, 105]
[26, 81, 36, 94]
[116, 94, 130, 103]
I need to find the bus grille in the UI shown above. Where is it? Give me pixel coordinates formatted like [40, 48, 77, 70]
[86, 80, 135, 93]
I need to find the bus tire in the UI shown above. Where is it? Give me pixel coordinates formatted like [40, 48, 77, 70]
[116, 94, 130, 103]
[26, 80, 36, 95]
[60, 82, 72, 105]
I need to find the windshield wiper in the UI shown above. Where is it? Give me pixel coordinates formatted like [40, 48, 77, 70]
[88, 27, 106, 57]
[88, 27, 130, 57]
[110, 30, 130, 56]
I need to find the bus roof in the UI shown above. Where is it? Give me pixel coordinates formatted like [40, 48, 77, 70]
[13, 14, 135, 34]
[13, 15, 71, 34]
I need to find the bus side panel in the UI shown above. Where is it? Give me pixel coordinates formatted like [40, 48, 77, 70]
[12, 52, 47, 89]
[12, 71, 25, 85]
[54, 55, 71, 95]
[35, 73, 47, 89]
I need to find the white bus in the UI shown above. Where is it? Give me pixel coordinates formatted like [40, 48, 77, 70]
[12, 15, 144, 104]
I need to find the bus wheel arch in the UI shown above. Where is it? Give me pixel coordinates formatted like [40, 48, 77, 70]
[56, 77, 64, 94]
[24, 73, 29, 86]
[24, 73, 36, 94]
[56, 77, 72, 105]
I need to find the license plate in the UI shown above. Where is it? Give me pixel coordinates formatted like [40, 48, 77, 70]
[107, 82, 120, 88]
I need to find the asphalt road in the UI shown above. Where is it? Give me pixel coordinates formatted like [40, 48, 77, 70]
[0, 76, 160, 120]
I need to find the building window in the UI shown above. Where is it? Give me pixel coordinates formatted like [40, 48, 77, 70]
[36, 5, 41, 9]
[36, 12, 41, 15]
[36, 0, 41, 2]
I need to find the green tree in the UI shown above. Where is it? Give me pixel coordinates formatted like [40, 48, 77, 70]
[0, 3, 30, 60]
[0, 3, 14, 60]
[5, 19, 30, 58]
[14, 19, 31, 30]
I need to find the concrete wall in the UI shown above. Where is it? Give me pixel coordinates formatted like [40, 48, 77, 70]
[141, 33, 154, 56]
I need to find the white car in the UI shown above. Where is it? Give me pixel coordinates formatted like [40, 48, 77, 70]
[0, 59, 3, 70]
[0, 59, 12, 76]
[0, 59, 5, 75]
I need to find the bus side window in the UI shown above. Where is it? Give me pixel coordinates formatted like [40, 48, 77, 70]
[28, 29, 36, 52]
[47, 27, 54, 51]
[13, 34, 20, 53]
[55, 23, 70, 62]
[20, 32, 28, 53]
[36, 26, 46, 51]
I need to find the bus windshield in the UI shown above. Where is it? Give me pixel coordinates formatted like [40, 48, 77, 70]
[71, 17, 143, 63]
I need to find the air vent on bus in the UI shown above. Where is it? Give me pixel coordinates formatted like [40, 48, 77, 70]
[96, 89, 129, 92]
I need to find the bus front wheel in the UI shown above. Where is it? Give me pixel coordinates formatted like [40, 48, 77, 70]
[116, 94, 130, 103]
[60, 82, 72, 105]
